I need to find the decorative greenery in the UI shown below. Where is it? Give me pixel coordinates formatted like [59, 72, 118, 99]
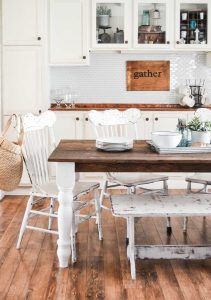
[96, 6, 111, 17]
[187, 116, 211, 132]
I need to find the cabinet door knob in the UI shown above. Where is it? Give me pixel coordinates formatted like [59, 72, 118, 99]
[83, 56, 86, 59]
[37, 37, 41, 40]
[145, 117, 149, 121]
[125, 40, 128, 44]
[155, 117, 158, 121]
[176, 41, 180, 44]
[85, 117, 89, 121]
[167, 41, 170, 44]
[76, 117, 79, 121]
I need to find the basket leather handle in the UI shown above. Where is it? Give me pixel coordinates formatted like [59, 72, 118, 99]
[1, 114, 18, 137]
[18, 116, 24, 146]
[1, 114, 24, 146]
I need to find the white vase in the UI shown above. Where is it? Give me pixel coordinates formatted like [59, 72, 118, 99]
[191, 131, 210, 145]
[97, 15, 110, 27]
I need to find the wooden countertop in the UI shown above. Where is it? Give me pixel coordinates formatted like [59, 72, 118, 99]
[50, 103, 211, 112]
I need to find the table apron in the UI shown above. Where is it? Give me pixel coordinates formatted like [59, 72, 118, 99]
[75, 162, 211, 173]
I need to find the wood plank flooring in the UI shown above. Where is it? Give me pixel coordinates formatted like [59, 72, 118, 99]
[1, 190, 211, 300]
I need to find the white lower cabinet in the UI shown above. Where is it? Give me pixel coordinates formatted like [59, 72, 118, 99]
[137, 113, 153, 140]
[153, 112, 188, 132]
[138, 111, 188, 140]
[53, 111, 88, 143]
[53, 112, 78, 144]
[83, 114, 96, 140]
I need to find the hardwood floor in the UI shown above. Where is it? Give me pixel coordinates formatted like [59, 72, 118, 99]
[1, 190, 211, 300]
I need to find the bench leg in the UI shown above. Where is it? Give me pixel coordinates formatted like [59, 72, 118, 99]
[167, 217, 172, 235]
[183, 217, 188, 233]
[128, 216, 136, 280]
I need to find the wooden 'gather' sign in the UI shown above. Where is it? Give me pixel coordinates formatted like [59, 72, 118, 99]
[126, 60, 170, 91]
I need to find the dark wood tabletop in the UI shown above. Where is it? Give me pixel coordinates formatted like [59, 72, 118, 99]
[48, 140, 211, 173]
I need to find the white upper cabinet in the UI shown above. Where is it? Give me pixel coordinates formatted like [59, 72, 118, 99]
[3, 46, 47, 114]
[92, 0, 131, 49]
[175, 0, 211, 49]
[49, 0, 89, 65]
[2, 0, 44, 45]
[133, 0, 173, 49]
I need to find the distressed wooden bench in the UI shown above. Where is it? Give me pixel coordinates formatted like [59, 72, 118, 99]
[111, 193, 211, 280]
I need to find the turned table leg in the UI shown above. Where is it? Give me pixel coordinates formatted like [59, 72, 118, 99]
[56, 162, 75, 268]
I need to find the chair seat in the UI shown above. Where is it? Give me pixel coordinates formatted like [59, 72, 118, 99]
[111, 194, 211, 217]
[108, 173, 168, 186]
[32, 181, 100, 199]
[186, 174, 211, 185]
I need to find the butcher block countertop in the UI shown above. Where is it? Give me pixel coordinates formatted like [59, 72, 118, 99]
[50, 103, 211, 111]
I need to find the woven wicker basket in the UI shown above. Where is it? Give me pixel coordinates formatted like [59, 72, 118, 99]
[0, 115, 24, 191]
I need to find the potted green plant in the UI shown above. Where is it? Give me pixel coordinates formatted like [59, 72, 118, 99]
[96, 6, 111, 27]
[187, 116, 211, 145]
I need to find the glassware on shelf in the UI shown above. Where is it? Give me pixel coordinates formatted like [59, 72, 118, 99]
[51, 88, 64, 108]
[152, 4, 160, 26]
[142, 10, 150, 26]
[181, 12, 188, 21]
[71, 91, 79, 109]
[189, 19, 197, 30]
[200, 11, 204, 20]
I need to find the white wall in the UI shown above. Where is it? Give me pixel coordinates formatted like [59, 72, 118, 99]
[51, 52, 211, 104]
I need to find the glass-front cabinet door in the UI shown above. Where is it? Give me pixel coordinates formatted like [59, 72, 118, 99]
[134, 0, 172, 49]
[175, 0, 211, 49]
[92, 0, 131, 48]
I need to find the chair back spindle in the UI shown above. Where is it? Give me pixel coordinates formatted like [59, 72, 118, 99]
[21, 111, 56, 188]
[89, 109, 141, 140]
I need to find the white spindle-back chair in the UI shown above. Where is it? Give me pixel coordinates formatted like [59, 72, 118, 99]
[186, 108, 211, 194]
[17, 111, 102, 263]
[184, 108, 211, 232]
[90, 109, 140, 140]
[89, 109, 169, 237]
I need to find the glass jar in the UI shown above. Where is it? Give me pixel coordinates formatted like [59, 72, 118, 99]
[142, 10, 150, 26]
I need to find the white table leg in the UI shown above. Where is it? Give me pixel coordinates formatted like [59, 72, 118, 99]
[56, 162, 75, 268]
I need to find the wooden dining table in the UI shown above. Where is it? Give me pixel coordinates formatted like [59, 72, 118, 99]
[48, 140, 211, 268]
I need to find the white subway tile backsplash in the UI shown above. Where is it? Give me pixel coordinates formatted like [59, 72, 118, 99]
[50, 52, 211, 104]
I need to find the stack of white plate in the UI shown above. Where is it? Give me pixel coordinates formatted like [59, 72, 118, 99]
[96, 137, 133, 152]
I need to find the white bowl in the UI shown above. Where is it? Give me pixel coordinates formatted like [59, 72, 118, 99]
[151, 131, 182, 148]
